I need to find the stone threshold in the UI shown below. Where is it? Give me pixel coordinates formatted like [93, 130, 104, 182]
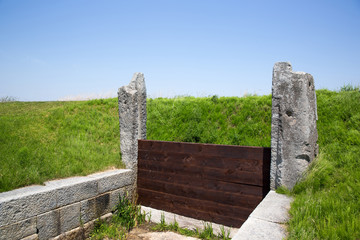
[232, 190, 293, 240]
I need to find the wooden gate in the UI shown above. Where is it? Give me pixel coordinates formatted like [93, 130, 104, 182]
[137, 140, 270, 228]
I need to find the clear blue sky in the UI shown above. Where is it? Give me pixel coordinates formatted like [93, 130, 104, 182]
[1, 0, 359, 101]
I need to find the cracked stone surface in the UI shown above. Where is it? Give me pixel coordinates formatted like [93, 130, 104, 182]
[118, 73, 147, 170]
[270, 62, 318, 190]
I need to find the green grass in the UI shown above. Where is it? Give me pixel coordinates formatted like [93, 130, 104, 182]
[151, 213, 231, 240]
[89, 192, 146, 239]
[0, 98, 124, 192]
[1, 88, 359, 239]
[147, 94, 272, 146]
[286, 89, 360, 239]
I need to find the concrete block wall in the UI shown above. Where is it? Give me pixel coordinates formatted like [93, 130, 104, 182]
[0, 169, 135, 240]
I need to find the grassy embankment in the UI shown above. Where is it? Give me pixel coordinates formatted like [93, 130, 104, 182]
[1, 88, 359, 239]
[0, 99, 124, 192]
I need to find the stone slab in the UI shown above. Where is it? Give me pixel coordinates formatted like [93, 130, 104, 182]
[88, 169, 134, 194]
[80, 193, 111, 223]
[232, 218, 287, 240]
[46, 176, 98, 208]
[232, 191, 293, 240]
[0, 186, 57, 227]
[249, 190, 292, 223]
[37, 209, 61, 240]
[109, 187, 126, 211]
[0, 217, 37, 240]
[52, 213, 113, 240]
[59, 202, 81, 233]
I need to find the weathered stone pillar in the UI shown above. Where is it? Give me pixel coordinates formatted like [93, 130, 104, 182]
[118, 73, 147, 170]
[270, 62, 318, 190]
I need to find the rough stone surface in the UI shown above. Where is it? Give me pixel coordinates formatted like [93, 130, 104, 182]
[109, 187, 127, 211]
[88, 169, 134, 194]
[52, 213, 113, 240]
[37, 209, 61, 240]
[0, 186, 57, 227]
[59, 202, 81, 233]
[21, 234, 38, 240]
[80, 193, 111, 223]
[271, 62, 318, 190]
[118, 73, 147, 170]
[47, 177, 98, 208]
[0, 217, 37, 240]
[0, 169, 134, 239]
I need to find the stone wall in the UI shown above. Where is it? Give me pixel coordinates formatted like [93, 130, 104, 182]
[270, 62, 318, 190]
[0, 169, 135, 240]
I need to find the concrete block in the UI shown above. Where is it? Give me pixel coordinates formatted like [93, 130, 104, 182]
[249, 191, 292, 223]
[37, 209, 61, 240]
[46, 177, 98, 208]
[271, 62, 318, 190]
[88, 169, 134, 194]
[0, 217, 37, 240]
[0, 185, 57, 227]
[80, 193, 111, 223]
[109, 187, 127, 211]
[232, 217, 287, 240]
[59, 202, 80, 233]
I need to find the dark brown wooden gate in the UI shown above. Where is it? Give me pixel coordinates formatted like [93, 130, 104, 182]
[137, 140, 270, 228]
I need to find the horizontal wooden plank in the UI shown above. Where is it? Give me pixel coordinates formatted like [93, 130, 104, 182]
[138, 188, 248, 228]
[138, 169, 264, 197]
[137, 176, 262, 209]
[138, 150, 263, 173]
[138, 159, 265, 186]
[139, 140, 270, 160]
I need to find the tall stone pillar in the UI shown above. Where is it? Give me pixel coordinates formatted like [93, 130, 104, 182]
[270, 62, 318, 190]
[118, 73, 147, 170]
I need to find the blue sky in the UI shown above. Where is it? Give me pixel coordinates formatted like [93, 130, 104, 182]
[0, 0, 359, 101]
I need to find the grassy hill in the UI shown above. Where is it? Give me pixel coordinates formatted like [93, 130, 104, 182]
[0, 89, 359, 239]
[0, 99, 124, 192]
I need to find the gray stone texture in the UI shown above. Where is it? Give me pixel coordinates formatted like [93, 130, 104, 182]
[0, 186, 57, 227]
[0, 217, 37, 240]
[271, 62, 318, 190]
[59, 202, 80, 233]
[37, 209, 61, 240]
[47, 177, 98, 208]
[80, 193, 111, 223]
[88, 169, 134, 194]
[21, 234, 39, 240]
[118, 73, 147, 170]
[0, 169, 134, 239]
[109, 187, 127, 211]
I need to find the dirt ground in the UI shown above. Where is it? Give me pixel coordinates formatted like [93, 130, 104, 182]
[127, 222, 199, 240]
